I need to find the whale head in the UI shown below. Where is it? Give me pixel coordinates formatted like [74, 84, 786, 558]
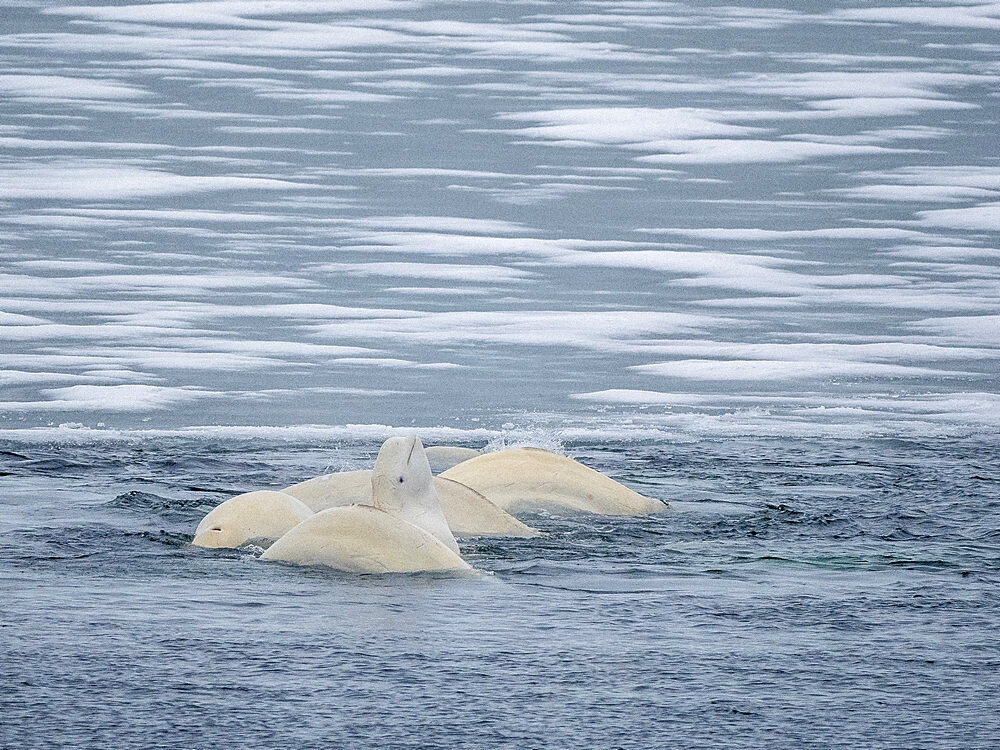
[371, 434, 459, 554]
[372, 435, 435, 513]
[193, 490, 312, 549]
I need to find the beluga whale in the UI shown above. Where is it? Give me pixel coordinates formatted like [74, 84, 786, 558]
[262, 435, 471, 573]
[440, 447, 667, 516]
[192, 490, 313, 549]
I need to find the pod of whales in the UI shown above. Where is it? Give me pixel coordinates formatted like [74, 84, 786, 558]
[440, 447, 667, 516]
[262, 436, 469, 573]
[189, 436, 666, 573]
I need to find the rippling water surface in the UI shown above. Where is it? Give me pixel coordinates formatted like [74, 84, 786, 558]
[2, 0, 999, 746]
[2, 436, 999, 748]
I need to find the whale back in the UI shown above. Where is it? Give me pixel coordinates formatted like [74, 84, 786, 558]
[261, 506, 470, 573]
[283, 469, 373, 512]
[434, 477, 541, 537]
[440, 447, 667, 515]
[424, 445, 482, 473]
[193, 490, 313, 548]
[372, 435, 460, 554]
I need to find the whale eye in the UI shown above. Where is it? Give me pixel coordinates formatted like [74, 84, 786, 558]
[398, 476, 405, 483]
[211, 527, 222, 532]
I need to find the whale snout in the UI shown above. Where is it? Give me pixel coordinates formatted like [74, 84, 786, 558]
[192, 526, 227, 548]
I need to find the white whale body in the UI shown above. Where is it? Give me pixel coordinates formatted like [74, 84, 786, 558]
[424, 445, 482, 473]
[192, 490, 313, 549]
[283, 469, 539, 538]
[262, 435, 470, 573]
[261, 505, 470, 573]
[282, 468, 372, 510]
[369, 434, 459, 554]
[440, 447, 667, 516]
[434, 477, 540, 538]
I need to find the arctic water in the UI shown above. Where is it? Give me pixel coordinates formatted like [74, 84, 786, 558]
[1, 0, 999, 747]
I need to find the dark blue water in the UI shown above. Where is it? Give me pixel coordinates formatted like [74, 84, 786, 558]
[2, 435, 998, 748]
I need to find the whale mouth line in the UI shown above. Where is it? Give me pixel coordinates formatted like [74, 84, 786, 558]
[406, 436, 417, 465]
